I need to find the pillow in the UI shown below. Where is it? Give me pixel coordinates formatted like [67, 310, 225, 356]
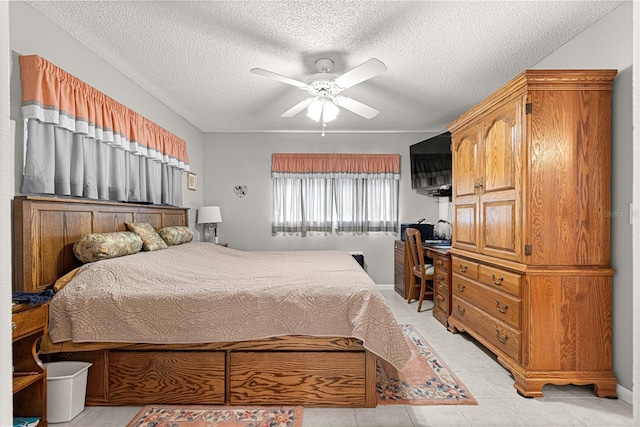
[53, 267, 81, 293]
[158, 226, 194, 246]
[125, 222, 168, 251]
[73, 231, 143, 263]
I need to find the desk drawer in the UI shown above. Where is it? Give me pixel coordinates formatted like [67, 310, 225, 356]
[433, 254, 449, 272]
[452, 276, 520, 329]
[451, 296, 521, 363]
[12, 304, 47, 341]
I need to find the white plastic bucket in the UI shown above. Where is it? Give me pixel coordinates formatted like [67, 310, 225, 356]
[45, 361, 92, 423]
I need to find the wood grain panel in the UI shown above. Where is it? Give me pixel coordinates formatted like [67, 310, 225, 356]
[483, 111, 517, 192]
[38, 210, 93, 291]
[454, 202, 477, 251]
[109, 351, 225, 404]
[482, 199, 517, 258]
[230, 352, 367, 407]
[527, 89, 611, 266]
[95, 211, 135, 233]
[133, 212, 163, 228]
[526, 274, 613, 372]
[452, 128, 481, 197]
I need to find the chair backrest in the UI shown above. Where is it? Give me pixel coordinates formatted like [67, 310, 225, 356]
[405, 228, 427, 275]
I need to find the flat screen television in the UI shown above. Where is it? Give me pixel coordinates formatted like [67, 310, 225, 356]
[410, 131, 452, 196]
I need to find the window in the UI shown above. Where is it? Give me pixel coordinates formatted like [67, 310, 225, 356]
[272, 153, 399, 235]
[19, 55, 189, 206]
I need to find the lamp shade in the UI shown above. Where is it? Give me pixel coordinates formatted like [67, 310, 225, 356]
[197, 206, 222, 224]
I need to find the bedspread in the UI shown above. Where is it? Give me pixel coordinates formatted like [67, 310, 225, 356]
[49, 242, 411, 369]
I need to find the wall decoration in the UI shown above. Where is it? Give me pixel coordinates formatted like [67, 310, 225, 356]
[234, 185, 248, 198]
[187, 172, 197, 191]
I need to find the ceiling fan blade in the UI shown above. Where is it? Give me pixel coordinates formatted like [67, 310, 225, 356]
[334, 96, 379, 119]
[250, 68, 308, 88]
[281, 97, 314, 117]
[333, 58, 387, 89]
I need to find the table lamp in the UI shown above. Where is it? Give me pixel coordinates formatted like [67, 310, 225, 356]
[197, 206, 222, 243]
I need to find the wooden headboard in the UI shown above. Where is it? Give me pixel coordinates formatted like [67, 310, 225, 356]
[13, 196, 189, 293]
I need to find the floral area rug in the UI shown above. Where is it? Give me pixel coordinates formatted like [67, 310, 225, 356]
[376, 324, 478, 405]
[126, 406, 303, 427]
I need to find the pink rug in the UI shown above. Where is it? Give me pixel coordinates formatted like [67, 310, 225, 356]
[376, 324, 477, 405]
[126, 406, 303, 427]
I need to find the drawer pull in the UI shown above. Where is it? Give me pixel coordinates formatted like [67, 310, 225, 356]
[457, 283, 466, 292]
[457, 305, 466, 315]
[11, 322, 17, 332]
[459, 264, 468, 273]
[495, 329, 509, 344]
[439, 283, 446, 290]
[436, 260, 444, 267]
[491, 274, 504, 286]
[495, 301, 509, 314]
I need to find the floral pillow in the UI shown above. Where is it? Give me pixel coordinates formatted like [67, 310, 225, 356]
[158, 226, 194, 246]
[125, 222, 168, 251]
[73, 231, 143, 263]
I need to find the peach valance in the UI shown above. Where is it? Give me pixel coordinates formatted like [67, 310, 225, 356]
[272, 153, 399, 176]
[19, 55, 189, 170]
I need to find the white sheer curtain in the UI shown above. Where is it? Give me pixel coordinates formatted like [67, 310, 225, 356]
[272, 154, 399, 235]
[19, 55, 189, 206]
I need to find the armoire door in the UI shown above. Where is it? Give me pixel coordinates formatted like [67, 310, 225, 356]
[478, 97, 524, 261]
[452, 124, 481, 253]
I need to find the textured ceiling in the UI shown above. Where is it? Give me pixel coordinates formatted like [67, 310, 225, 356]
[25, 1, 622, 134]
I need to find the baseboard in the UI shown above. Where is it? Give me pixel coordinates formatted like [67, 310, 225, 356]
[616, 383, 632, 405]
[377, 284, 394, 290]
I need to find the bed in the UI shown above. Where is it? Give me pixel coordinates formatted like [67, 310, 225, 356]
[13, 196, 411, 408]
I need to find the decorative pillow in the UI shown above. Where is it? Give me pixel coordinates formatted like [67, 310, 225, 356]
[158, 226, 194, 246]
[73, 232, 143, 263]
[53, 267, 82, 293]
[125, 222, 168, 251]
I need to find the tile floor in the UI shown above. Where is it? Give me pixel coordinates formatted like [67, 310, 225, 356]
[49, 289, 633, 427]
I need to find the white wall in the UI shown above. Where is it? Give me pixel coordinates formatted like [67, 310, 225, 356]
[8, 1, 205, 228]
[533, 0, 634, 397]
[1, 2, 13, 425]
[201, 132, 440, 284]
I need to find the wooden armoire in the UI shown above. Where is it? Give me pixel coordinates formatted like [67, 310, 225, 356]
[447, 69, 618, 398]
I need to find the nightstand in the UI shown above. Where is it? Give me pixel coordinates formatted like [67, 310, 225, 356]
[13, 303, 48, 426]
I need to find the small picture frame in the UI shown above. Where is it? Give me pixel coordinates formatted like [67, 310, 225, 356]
[187, 172, 197, 191]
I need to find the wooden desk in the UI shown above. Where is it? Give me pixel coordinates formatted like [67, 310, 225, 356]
[424, 246, 451, 328]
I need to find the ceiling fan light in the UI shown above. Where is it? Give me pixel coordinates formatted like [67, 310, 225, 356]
[307, 99, 324, 122]
[323, 100, 339, 122]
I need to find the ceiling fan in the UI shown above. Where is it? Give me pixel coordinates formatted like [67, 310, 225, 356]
[250, 58, 387, 125]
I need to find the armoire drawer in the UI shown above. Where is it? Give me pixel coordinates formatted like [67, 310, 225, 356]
[452, 275, 521, 329]
[478, 264, 522, 297]
[451, 296, 521, 363]
[451, 256, 479, 279]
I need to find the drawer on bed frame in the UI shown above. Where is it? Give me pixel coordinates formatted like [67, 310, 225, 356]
[229, 351, 370, 407]
[48, 350, 226, 405]
[108, 351, 226, 404]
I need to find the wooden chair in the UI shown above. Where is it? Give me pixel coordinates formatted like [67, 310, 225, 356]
[405, 228, 434, 312]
